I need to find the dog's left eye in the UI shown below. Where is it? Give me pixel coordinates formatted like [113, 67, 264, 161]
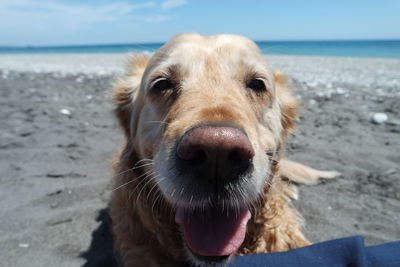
[247, 78, 267, 92]
[151, 78, 174, 92]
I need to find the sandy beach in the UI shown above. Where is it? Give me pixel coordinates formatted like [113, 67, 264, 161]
[0, 53, 399, 267]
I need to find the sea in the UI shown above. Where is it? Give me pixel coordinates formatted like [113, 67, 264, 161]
[1, 40, 400, 59]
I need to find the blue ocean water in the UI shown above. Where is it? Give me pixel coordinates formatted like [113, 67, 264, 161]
[1, 40, 400, 58]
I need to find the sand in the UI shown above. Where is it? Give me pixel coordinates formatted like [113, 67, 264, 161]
[0, 54, 399, 267]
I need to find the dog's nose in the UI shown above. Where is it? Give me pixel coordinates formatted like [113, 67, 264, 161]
[176, 125, 254, 184]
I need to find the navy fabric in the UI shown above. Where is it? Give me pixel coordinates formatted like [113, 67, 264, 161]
[223, 236, 400, 267]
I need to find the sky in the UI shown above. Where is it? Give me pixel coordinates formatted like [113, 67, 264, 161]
[1, 0, 400, 46]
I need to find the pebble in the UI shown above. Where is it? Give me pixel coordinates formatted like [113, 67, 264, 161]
[60, 108, 71, 115]
[18, 243, 29, 248]
[316, 91, 332, 99]
[371, 113, 388, 124]
[336, 88, 346, 95]
[307, 81, 318, 88]
[376, 88, 385, 96]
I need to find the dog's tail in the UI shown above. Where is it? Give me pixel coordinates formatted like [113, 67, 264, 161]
[279, 159, 340, 185]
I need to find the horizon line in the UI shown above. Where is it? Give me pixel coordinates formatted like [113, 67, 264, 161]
[1, 39, 400, 49]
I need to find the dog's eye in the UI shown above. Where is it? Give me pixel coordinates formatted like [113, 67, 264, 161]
[247, 78, 266, 92]
[151, 78, 174, 92]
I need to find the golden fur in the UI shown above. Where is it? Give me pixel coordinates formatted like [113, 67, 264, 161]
[110, 34, 338, 266]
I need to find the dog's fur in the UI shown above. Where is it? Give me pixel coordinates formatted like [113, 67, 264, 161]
[110, 34, 338, 266]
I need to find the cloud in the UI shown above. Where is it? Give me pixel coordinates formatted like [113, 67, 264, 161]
[0, 0, 180, 45]
[0, 0, 157, 25]
[161, 0, 187, 10]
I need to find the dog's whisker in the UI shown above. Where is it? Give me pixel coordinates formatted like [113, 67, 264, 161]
[110, 169, 154, 193]
[234, 189, 241, 217]
[151, 180, 166, 215]
[131, 159, 154, 169]
[135, 171, 158, 203]
[207, 197, 214, 212]
[145, 174, 162, 203]
[134, 158, 154, 164]
[132, 160, 154, 169]
[111, 161, 154, 179]
[131, 169, 155, 187]
[170, 188, 176, 198]
[136, 171, 156, 191]
[125, 169, 156, 202]
[134, 162, 154, 169]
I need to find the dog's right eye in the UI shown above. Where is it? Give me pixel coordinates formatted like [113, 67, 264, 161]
[151, 78, 174, 92]
[247, 78, 267, 92]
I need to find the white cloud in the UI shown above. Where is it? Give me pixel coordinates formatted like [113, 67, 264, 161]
[0, 0, 156, 25]
[0, 0, 179, 45]
[160, 0, 187, 10]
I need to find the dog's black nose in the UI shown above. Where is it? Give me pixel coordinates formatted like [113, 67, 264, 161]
[176, 125, 254, 185]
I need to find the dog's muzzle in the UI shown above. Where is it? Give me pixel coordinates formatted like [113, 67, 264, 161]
[173, 124, 255, 258]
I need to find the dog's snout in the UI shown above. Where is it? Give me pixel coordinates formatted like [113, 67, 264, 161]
[176, 126, 254, 184]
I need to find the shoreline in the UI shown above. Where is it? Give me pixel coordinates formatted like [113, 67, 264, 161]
[1, 53, 400, 73]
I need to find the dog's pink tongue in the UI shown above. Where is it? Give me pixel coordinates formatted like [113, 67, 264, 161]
[175, 206, 251, 256]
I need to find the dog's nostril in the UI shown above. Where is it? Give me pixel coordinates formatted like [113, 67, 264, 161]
[176, 141, 208, 163]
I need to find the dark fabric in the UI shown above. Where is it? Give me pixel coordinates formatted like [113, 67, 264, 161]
[226, 236, 400, 267]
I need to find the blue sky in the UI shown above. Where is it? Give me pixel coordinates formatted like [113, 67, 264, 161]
[1, 0, 400, 46]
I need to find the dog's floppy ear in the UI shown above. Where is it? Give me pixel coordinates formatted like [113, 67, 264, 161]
[112, 54, 149, 137]
[274, 72, 299, 137]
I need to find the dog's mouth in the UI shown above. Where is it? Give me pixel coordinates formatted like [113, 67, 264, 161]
[175, 204, 251, 261]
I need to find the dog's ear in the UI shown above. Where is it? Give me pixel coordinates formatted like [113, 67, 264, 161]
[274, 72, 299, 137]
[113, 54, 149, 137]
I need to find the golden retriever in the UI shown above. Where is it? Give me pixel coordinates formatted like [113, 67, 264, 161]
[110, 33, 338, 266]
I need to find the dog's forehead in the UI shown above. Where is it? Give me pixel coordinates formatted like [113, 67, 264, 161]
[170, 35, 259, 65]
[153, 34, 266, 73]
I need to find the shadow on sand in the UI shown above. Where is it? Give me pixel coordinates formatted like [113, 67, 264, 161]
[80, 209, 120, 267]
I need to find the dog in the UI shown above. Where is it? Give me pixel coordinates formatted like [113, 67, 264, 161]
[110, 33, 339, 266]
